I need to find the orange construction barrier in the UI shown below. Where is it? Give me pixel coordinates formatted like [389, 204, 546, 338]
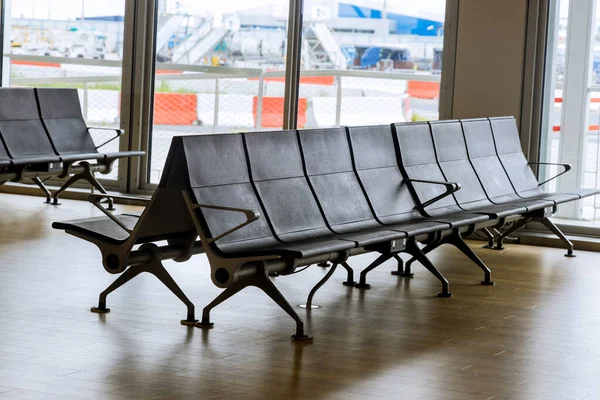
[553, 125, 599, 132]
[11, 60, 61, 68]
[153, 92, 197, 125]
[407, 81, 440, 99]
[253, 96, 307, 128]
[249, 73, 334, 86]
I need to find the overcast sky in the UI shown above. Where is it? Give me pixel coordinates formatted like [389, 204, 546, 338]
[11, 0, 447, 19]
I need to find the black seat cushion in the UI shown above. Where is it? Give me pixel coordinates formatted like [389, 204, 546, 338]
[244, 130, 341, 242]
[298, 127, 385, 234]
[52, 215, 139, 245]
[183, 134, 280, 252]
[430, 212, 490, 227]
[461, 119, 552, 212]
[489, 117, 581, 205]
[35, 88, 99, 156]
[394, 122, 464, 217]
[219, 236, 355, 258]
[388, 220, 451, 237]
[347, 125, 425, 225]
[0, 88, 58, 160]
[184, 133, 355, 258]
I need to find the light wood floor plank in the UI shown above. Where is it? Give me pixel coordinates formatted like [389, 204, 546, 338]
[1, 193, 599, 399]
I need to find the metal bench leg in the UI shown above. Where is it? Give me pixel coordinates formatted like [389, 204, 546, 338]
[340, 262, 355, 286]
[50, 174, 80, 206]
[199, 267, 312, 341]
[405, 239, 451, 298]
[91, 263, 145, 314]
[91, 244, 198, 325]
[494, 218, 531, 250]
[403, 239, 441, 278]
[390, 254, 405, 276]
[481, 228, 495, 248]
[31, 177, 52, 203]
[445, 232, 494, 285]
[52, 162, 115, 210]
[539, 217, 576, 257]
[299, 263, 339, 309]
[354, 253, 393, 289]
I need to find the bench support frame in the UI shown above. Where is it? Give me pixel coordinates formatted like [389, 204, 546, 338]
[90, 243, 199, 325]
[198, 263, 312, 341]
[52, 160, 116, 209]
[355, 238, 452, 297]
[299, 260, 354, 309]
[494, 213, 576, 257]
[403, 229, 494, 286]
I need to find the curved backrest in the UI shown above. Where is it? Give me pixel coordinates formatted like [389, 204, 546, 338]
[429, 120, 491, 208]
[35, 88, 98, 155]
[393, 122, 461, 216]
[0, 132, 11, 166]
[461, 118, 516, 200]
[298, 128, 380, 233]
[347, 124, 420, 224]
[489, 117, 541, 196]
[170, 134, 276, 245]
[0, 88, 57, 159]
[244, 130, 333, 242]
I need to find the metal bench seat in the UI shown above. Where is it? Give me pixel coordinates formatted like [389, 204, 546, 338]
[347, 124, 495, 286]
[53, 214, 140, 244]
[54, 117, 592, 340]
[218, 236, 356, 258]
[34, 88, 145, 207]
[0, 87, 144, 207]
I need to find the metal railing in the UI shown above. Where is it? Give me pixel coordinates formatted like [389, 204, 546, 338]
[7, 53, 440, 129]
[6, 53, 442, 182]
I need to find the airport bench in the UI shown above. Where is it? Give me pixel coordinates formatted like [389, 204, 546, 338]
[0, 87, 144, 208]
[52, 118, 596, 339]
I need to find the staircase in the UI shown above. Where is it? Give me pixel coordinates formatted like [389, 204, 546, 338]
[303, 22, 347, 70]
[172, 17, 230, 65]
[156, 14, 186, 55]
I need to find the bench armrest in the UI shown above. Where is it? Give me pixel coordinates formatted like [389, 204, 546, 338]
[404, 178, 461, 212]
[189, 203, 260, 243]
[88, 194, 138, 233]
[528, 162, 571, 187]
[88, 127, 125, 150]
[89, 194, 151, 206]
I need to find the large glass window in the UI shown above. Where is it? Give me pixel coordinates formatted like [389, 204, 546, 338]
[147, 0, 291, 183]
[3, 0, 127, 181]
[298, 0, 445, 128]
[541, 0, 600, 221]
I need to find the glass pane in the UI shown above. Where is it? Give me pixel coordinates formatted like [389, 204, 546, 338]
[540, 0, 569, 195]
[298, 0, 445, 128]
[541, 0, 600, 222]
[148, 0, 290, 183]
[4, 0, 127, 180]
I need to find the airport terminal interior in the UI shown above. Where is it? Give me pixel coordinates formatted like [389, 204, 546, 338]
[3, 0, 600, 399]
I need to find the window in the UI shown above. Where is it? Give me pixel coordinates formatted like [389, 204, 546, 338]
[298, 0, 445, 128]
[541, 0, 600, 221]
[3, 0, 127, 182]
[147, 0, 291, 183]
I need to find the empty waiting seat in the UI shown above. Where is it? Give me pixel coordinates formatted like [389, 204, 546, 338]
[34, 88, 145, 206]
[429, 120, 530, 218]
[0, 88, 61, 166]
[461, 118, 555, 211]
[392, 122, 490, 227]
[488, 116, 599, 202]
[298, 127, 405, 247]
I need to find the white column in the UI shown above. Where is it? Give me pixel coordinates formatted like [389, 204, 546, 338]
[2, 0, 12, 88]
[555, 0, 596, 218]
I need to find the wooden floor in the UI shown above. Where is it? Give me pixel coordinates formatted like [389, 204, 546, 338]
[1, 193, 600, 399]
